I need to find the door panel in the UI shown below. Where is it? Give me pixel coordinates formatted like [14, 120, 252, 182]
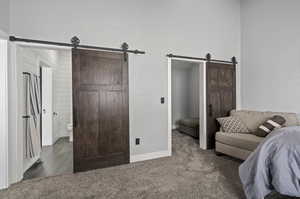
[73, 49, 129, 172]
[78, 90, 100, 158]
[219, 69, 233, 88]
[80, 55, 122, 85]
[221, 90, 234, 116]
[206, 62, 236, 149]
[41, 67, 53, 146]
[100, 90, 123, 154]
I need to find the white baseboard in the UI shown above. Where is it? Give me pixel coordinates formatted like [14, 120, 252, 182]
[130, 150, 171, 163]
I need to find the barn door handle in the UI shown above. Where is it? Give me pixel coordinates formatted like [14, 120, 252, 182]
[208, 104, 213, 116]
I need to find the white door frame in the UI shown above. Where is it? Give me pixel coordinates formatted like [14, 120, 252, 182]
[0, 31, 9, 190]
[41, 66, 53, 146]
[167, 57, 207, 151]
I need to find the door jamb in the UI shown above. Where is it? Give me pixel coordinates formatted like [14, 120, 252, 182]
[167, 57, 207, 150]
[40, 64, 54, 146]
[0, 33, 9, 190]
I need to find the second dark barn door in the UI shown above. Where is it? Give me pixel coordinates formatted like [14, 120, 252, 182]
[72, 49, 129, 172]
[206, 62, 236, 149]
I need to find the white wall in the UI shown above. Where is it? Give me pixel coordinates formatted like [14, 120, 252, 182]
[10, 0, 241, 156]
[0, 0, 9, 189]
[0, 0, 9, 35]
[241, 0, 300, 113]
[0, 40, 8, 189]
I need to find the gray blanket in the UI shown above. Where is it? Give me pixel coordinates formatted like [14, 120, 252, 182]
[239, 126, 300, 199]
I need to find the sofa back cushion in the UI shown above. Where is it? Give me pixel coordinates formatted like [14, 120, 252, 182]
[230, 110, 300, 132]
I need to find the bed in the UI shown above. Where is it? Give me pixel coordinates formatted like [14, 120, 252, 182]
[239, 126, 300, 199]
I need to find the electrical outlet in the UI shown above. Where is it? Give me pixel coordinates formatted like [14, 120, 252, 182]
[135, 138, 140, 145]
[160, 97, 165, 104]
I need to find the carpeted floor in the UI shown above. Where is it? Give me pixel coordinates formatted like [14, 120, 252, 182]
[0, 131, 293, 199]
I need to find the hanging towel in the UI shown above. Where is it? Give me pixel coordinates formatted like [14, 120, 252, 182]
[33, 75, 41, 115]
[24, 73, 41, 158]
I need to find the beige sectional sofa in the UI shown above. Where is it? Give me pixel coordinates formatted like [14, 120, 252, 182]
[215, 110, 300, 160]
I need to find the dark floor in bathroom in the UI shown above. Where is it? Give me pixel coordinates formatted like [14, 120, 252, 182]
[23, 137, 73, 180]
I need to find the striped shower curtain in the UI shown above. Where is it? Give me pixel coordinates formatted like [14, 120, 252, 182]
[24, 73, 41, 158]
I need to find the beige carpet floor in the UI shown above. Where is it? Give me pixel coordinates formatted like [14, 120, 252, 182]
[0, 131, 293, 199]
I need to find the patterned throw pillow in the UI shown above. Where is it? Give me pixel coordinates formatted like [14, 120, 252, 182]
[217, 116, 249, 133]
[252, 115, 286, 137]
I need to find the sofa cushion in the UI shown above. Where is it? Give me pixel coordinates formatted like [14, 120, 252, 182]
[217, 116, 250, 133]
[230, 110, 300, 132]
[216, 132, 264, 151]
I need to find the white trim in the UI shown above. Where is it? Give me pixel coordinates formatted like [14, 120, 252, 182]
[199, 62, 207, 149]
[170, 57, 205, 63]
[167, 58, 172, 155]
[167, 57, 207, 150]
[8, 43, 24, 185]
[130, 150, 171, 163]
[0, 39, 9, 189]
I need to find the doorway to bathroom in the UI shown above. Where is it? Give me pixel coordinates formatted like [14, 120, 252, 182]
[8, 36, 140, 185]
[168, 58, 207, 152]
[17, 45, 73, 180]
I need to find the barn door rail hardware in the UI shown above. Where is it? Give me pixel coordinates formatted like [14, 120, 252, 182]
[167, 53, 237, 64]
[9, 36, 146, 55]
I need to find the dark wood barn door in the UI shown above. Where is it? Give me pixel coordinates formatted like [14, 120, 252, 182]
[206, 62, 236, 149]
[72, 49, 129, 172]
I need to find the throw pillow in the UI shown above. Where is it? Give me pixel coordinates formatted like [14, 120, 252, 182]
[217, 116, 250, 133]
[253, 115, 286, 137]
